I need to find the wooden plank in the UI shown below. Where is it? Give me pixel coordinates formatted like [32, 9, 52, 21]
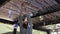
[55, 0, 60, 3]
[36, 0, 49, 7]
[31, 4, 60, 18]
[26, 0, 44, 10]
[0, 0, 10, 7]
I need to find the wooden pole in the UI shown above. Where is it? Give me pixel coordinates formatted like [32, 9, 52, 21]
[26, 13, 32, 34]
[18, 0, 27, 34]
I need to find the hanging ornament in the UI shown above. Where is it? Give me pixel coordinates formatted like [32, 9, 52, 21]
[29, 12, 33, 17]
[8, 7, 12, 18]
[8, 7, 13, 18]
[8, 9, 12, 18]
[39, 16, 44, 20]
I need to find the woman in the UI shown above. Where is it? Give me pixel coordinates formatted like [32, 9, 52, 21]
[22, 15, 28, 29]
[13, 16, 28, 34]
[13, 18, 19, 34]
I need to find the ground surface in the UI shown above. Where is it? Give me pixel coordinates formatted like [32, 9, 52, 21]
[0, 23, 47, 34]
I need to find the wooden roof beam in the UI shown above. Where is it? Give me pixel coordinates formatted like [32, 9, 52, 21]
[55, 0, 60, 4]
[0, 0, 10, 7]
[26, 0, 44, 10]
[31, 4, 60, 18]
[25, 2, 39, 11]
[33, 18, 60, 27]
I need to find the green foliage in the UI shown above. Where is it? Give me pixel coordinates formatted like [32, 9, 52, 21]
[56, 16, 60, 19]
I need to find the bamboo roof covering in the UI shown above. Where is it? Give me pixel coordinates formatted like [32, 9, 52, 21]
[0, 0, 60, 25]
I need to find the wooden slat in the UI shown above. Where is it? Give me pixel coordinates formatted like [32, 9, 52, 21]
[0, 0, 60, 24]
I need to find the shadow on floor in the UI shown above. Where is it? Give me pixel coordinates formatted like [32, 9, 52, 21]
[2, 32, 20, 34]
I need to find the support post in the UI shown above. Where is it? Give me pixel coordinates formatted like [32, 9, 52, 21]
[26, 13, 32, 34]
[18, 16, 26, 34]
[18, 16, 23, 34]
[47, 29, 51, 34]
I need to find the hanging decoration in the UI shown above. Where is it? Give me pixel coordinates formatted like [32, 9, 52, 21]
[8, 7, 13, 18]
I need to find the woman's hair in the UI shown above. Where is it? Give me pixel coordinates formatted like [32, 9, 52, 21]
[23, 15, 28, 29]
[23, 15, 27, 21]
[13, 17, 18, 23]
